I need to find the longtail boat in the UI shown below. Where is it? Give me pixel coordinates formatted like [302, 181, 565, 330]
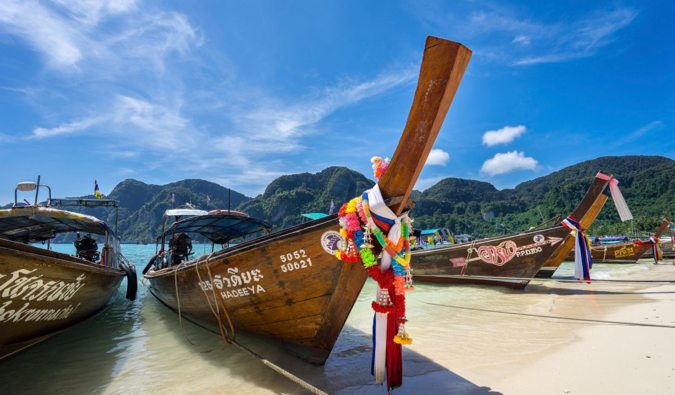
[0, 178, 136, 360]
[535, 193, 608, 278]
[562, 217, 672, 263]
[143, 36, 471, 366]
[410, 172, 613, 289]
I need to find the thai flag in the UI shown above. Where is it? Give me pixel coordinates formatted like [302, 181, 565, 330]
[207, 195, 210, 206]
[94, 180, 102, 199]
[171, 193, 175, 204]
[329, 199, 335, 215]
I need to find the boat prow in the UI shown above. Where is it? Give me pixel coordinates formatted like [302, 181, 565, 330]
[143, 36, 472, 364]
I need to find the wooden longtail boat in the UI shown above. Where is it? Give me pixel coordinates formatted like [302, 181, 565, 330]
[0, 179, 136, 360]
[410, 172, 613, 289]
[535, 193, 608, 278]
[562, 217, 672, 263]
[144, 36, 471, 364]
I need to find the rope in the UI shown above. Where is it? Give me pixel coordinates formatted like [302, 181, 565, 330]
[602, 246, 607, 262]
[426, 273, 675, 286]
[460, 239, 476, 277]
[193, 252, 235, 345]
[418, 299, 675, 329]
[174, 264, 196, 345]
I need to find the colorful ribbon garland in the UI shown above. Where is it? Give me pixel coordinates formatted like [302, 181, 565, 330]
[635, 236, 662, 264]
[334, 187, 413, 390]
[562, 215, 593, 283]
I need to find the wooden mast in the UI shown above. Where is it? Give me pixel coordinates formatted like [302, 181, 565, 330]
[378, 36, 471, 214]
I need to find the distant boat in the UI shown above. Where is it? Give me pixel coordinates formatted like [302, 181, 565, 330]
[561, 217, 671, 264]
[409, 172, 612, 289]
[142, 36, 471, 364]
[0, 178, 136, 360]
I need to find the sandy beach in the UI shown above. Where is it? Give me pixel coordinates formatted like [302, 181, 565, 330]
[2, 253, 674, 395]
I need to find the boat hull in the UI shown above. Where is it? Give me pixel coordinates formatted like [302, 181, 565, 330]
[145, 216, 368, 364]
[411, 226, 572, 289]
[0, 238, 125, 360]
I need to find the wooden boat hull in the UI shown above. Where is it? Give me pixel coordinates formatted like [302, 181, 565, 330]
[564, 242, 650, 263]
[411, 226, 572, 289]
[145, 215, 368, 364]
[411, 174, 611, 288]
[0, 238, 125, 360]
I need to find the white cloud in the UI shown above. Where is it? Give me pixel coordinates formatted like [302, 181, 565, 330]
[482, 125, 526, 146]
[410, 4, 637, 66]
[512, 35, 530, 45]
[32, 117, 102, 138]
[426, 149, 450, 166]
[625, 120, 663, 140]
[0, 0, 199, 72]
[480, 151, 538, 176]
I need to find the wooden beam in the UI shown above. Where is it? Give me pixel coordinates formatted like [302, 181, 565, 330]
[378, 36, 471, 215]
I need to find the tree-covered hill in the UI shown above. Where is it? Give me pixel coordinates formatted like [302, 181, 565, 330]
[3, 155, 673, 242]
[412, 155, 675, 237]
[237, 167, 375, 229]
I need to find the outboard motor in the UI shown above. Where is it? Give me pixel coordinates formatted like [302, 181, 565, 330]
[74, 233, 100, 262]
[168, 233, 192, 266]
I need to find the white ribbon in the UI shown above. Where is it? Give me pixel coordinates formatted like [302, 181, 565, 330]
[608, 179, 633, 222]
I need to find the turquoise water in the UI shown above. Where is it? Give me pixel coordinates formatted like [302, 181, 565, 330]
[0, 244, 668, 394]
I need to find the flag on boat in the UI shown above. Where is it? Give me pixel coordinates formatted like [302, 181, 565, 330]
[94, 180, 102, 199]
[207, 195, 210, 207]
[171, 193, 175, 203]
[329, 199, 335, 215]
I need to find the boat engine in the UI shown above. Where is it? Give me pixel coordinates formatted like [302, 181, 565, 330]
[169, 232, 192, 266]
[74, 233, 100, 262]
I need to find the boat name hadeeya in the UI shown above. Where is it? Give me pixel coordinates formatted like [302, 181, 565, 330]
[0, 269, 87, 323]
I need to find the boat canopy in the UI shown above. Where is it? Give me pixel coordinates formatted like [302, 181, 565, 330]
[160, 212, 272, 244]
[0, 206, 117, 243]
[598, 236, 627, 242]
[301, 213, 328, 220]
[164, 209, 209, 217]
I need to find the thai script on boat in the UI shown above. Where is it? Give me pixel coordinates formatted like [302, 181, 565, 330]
[476, 241, 517, 266]
[197, 267, 265, 299]
[614, 245, 635, 258]
[0, 269, 87, 302]
[0, 300, 80, 323]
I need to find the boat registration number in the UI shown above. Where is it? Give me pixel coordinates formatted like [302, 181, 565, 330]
[279, 249, 313, 272]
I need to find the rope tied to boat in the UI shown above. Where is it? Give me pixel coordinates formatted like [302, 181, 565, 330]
[460, 239, 477, 277]
[193, 251, 235, 345]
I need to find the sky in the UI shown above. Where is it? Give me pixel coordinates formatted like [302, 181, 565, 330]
[1, 0, 673, 205]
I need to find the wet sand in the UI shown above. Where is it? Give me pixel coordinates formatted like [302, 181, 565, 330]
[1, 245, 674, 394]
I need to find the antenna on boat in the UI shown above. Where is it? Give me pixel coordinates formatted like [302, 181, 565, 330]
[228, 188, 231, 215]
[34, 175, 40, 205]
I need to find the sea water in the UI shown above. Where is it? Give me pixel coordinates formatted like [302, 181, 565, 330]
[0, 244, 668, 394]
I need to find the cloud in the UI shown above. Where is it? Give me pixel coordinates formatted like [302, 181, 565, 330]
[426, 149, 450, 166]
[0, 0, 199, 72]
[410, 4, 637, 66]
[480, 151, 538, 176]
[482, 125, 526, 146]
[625, 120, 663, 140]
[32, 117, 102, 138]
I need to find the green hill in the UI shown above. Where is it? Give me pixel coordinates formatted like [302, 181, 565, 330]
[411, 155, 675, 237]
[4, 155, 673, 243]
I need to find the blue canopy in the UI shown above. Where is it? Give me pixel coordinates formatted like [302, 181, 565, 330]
[161, 212, 271, 244]
[301, 213, 328, 220]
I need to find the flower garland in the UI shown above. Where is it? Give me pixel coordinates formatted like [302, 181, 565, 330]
[335, 192, 414, 345]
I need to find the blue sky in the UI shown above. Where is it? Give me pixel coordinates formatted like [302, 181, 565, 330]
[1, 0, 673, 205]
